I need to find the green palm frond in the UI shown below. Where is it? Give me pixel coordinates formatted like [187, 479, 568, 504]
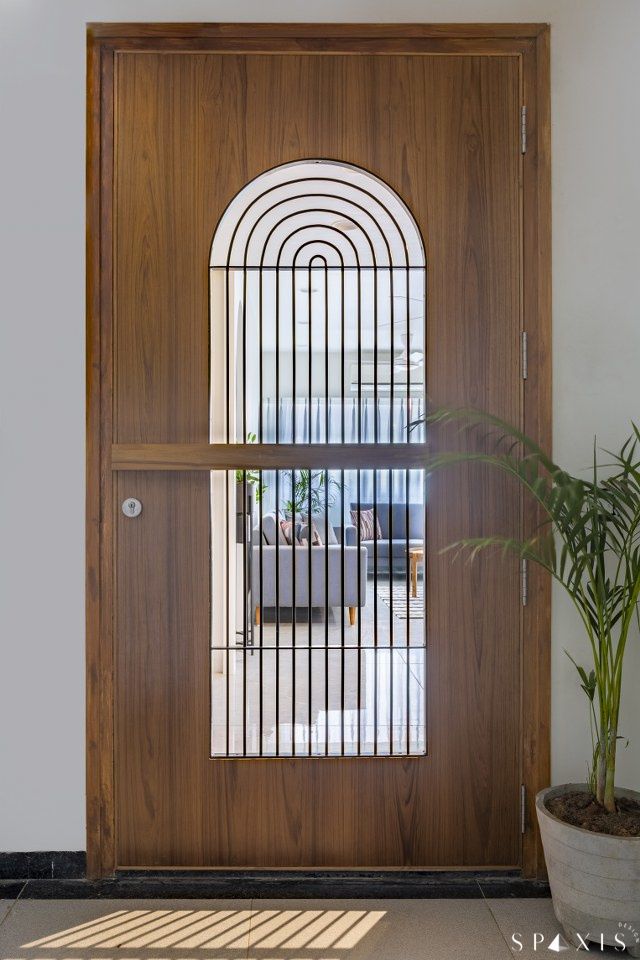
[421, 406, 640, 812]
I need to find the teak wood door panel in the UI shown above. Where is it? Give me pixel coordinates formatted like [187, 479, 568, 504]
[87, 25, 551, 875]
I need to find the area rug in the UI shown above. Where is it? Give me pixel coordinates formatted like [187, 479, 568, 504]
[376, 582, 424, 619]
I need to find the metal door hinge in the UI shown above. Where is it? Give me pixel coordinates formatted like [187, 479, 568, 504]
[521, 558, 528, 606]
[521, 784, 527, 834]
[521, 106, 527, 154]
[522, 331, 528, 380]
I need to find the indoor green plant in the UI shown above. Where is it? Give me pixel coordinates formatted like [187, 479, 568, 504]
[424, 408, 640, 952]
[283, 469, 339, 519]
[236, 432, 267, 503]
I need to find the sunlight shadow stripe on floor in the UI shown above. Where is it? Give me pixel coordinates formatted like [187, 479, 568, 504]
[258, 911, 331, 949]
[245, 910, 305, 947]
[167, 910, 255, 948]
[41, 910, 175, 949]
[95, 909, 196, 947]
[248, 911, 324, 949]
[19, 908, 385, 954]
[134, 909, 241, 948]
[197, 912, 260, 948]
[277, 909, 348, 948]
[22, 910, 152, 948]
[124, 910, 231, 948]
[19, 910, 129, 946]
[306, 910, 367, 948]
[225, 910, 282, 948]
[332, 910, 386, 947]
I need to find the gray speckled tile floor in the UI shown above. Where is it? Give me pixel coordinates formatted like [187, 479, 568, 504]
[3, 895, 628, 959]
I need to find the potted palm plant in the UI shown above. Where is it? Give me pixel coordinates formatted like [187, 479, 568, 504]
[283, 469, 339, 520]
[424, 409, 640, 954]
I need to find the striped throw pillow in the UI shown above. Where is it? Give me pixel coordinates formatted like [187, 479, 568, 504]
[350, 508, 382, 541]
[279, 519, 299, 545]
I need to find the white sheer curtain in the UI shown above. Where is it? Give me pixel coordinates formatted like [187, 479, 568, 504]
[262, 396, 425, 505]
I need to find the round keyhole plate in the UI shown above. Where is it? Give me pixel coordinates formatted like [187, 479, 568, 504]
[122, 497, 142, 518]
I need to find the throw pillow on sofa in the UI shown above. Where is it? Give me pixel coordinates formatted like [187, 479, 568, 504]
[350, 507, 382, 542]
[279, 518, 301, 545]
[298, 520, 323, 546]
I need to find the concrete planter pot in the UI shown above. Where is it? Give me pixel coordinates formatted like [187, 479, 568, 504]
[537, 784, 640, 956]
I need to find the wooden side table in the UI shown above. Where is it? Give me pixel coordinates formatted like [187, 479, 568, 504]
[409, 547, 424, 598]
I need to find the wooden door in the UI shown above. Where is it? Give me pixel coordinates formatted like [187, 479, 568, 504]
[87, 24, 551, 876]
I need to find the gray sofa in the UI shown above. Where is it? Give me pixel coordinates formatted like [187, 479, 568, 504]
[351, 502, 424, 574]
[251, 515, 367, 625]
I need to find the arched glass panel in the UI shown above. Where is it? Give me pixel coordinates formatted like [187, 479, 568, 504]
[210, 160, 426, 758]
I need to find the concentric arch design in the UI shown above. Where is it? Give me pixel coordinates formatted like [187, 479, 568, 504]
[209, 159, 426, 270]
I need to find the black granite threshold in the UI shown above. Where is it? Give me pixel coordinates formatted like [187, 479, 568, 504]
[0, 851, 85, 881]
[0, 871, 550, 900]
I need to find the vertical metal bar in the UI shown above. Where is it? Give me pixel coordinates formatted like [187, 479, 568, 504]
[356, 467, 362, 755]
[373, 470, 379, 756]
[405, 267, 411, 757]
[225, 271, 231, 443]
[293, 267, 297, 445]
[291, 266, 297, 757]
[340, 263, 344, 756]
[373, 269, 379, 756]
[291, 469, 296, 755]
[242, 470, 247, 757]
[307, 264, 313, 756]
[389, 268, 395, 439]
[341, 467, 345, 757]
[340, 265, 345, 757]
[242, 267, 247, 441]
[308, 262, 313, 446]
[341, 267, 345, 443]
[275, 468, 280, 755]
[275, 269, 281, 446]
[258, 266, 264, 757]
[388, 267, 395, 754]
[324, 467, 329, 757]
[355, 264, 363, 756]
[275, 267, 281, 753]
[324, 262, 330, 757]
[259, 469, 263, 757]
[405, 466, 410, 756]
[357, 265, 362, 446]
[324, 262, 329, 445]
[389, 467, 394, 755]
[308, 470, 312, 756]
[242, 271, 248, 757]
[225, 268, 231, 758]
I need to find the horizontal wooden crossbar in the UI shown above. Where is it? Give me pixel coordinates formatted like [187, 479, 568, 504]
[111, 443, 429, 471]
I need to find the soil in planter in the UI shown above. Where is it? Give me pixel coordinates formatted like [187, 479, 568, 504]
[547, 790, 640, 837]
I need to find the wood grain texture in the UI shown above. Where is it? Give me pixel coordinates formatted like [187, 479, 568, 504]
[109, 50, 526, 870]
[85, 31, 102, 881]
[86, 39, 116, 879]
[521, 26, 552, 879]
[111, 443, 431, 470]
[92, 39, 536, 58]
[115, 471, 210, 867]
[88, 22, 547, 42]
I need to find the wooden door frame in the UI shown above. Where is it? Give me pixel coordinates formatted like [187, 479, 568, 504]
[86, 22, 551, 880]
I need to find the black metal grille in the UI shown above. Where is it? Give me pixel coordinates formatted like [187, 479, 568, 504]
[209, 160, 426, 758]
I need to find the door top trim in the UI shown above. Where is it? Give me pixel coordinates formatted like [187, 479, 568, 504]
[88, 23, 549, 41]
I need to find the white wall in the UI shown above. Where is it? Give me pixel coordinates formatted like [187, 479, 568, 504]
[1, 0, 639, 851]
